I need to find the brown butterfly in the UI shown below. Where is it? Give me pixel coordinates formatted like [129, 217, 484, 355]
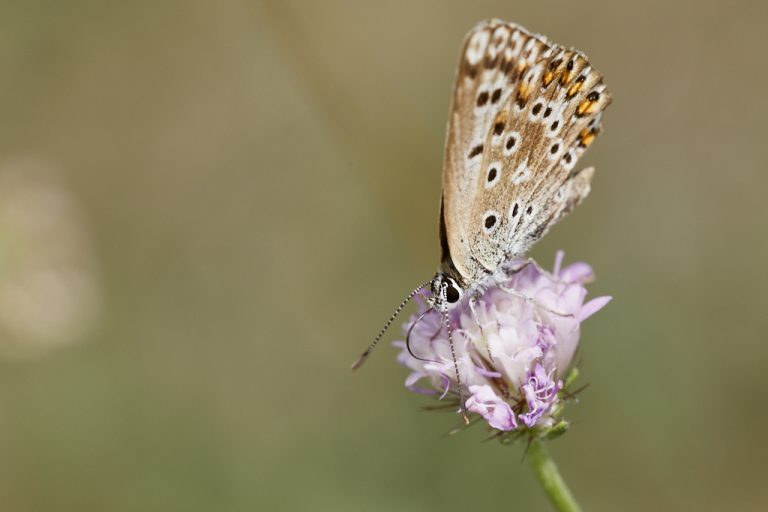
[354, 19, 611, 404]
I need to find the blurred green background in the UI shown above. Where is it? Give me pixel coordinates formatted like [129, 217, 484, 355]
[0, 0, 766, 510]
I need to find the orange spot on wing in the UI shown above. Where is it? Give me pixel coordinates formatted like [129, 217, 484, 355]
[518, 82, 530, 102]
[576, 99, 600, 116]
[579, 128, 596, 147]
[567, 82, 583, 98]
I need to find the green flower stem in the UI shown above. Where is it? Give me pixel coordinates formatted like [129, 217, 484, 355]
[527, 440, 583, 512]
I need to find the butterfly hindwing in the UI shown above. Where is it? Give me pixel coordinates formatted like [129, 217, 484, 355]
[441, 20, 611, 284]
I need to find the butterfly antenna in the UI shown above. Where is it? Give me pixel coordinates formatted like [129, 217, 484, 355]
[351, 279, 433, 370]
[440, 284, 470, 424]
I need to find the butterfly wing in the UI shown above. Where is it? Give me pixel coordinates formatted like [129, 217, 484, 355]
[441, 20, 611, 283]
[441, 20, 527, 281]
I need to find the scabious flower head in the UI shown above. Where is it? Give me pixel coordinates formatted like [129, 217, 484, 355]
[394, 252, 610, 434]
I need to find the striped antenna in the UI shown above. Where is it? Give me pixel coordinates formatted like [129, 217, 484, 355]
[351, 279, 433, 370]
[439, 283, 470, 424]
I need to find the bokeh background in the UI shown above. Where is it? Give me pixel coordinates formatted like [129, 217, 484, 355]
[0, 0, 766, 510]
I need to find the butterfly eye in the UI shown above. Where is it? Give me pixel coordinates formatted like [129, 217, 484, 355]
[445, 279, 462, 304]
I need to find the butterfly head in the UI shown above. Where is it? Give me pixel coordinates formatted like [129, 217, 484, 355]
[431, 273, 464, 309]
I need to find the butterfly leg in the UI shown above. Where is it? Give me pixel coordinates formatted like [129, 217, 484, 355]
[502, 258, 532, 276]
[469, 294, 496, 363]
[503, 257, 571, 285]
[416, 290, 432, 305]
[439, 284, 470, 425]
[497, 284, 575, 318]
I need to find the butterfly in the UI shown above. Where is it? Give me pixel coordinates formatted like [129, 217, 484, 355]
[353, 19, 611, 405]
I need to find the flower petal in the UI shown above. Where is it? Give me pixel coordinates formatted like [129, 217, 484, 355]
[560, 262, 594, 284]
[465, 385, 517, 431]
[553, 250, 565, 275]
[578, 296, 612, 322]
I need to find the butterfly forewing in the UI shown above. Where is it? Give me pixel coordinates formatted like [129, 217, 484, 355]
[441, 20, 612, 285]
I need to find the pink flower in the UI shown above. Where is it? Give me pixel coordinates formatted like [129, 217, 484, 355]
[394, 251, 610, 432]
[465, 385, 517, 431]
[519, 364, 562, 428]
